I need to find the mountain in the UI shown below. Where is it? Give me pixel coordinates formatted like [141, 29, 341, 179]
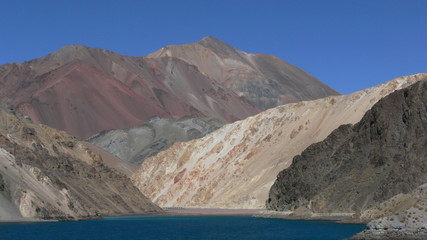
[0, 42, 260, 139]
[131, 73, 427, 209]
[88, 117, 225, 165]
[267, 78, 427, 238]
[0, 37, 339, 140]
[148, 36, 340, 110]
[0, 103, 160, 222]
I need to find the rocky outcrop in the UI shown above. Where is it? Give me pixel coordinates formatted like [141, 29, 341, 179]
[267, 78, 427, 237]
[350, 184, 427, 239]
[131, 74, 426, 209]
[88, 117, 225, 165]
[0, 103, 160, 221]
[148, 36, 339, 110]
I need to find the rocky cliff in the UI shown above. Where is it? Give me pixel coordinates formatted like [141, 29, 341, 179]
[88, 117, 224, 165]
[0, 104, 160, 221]
[267, 78, 427, 237]
[131, 74, 426, 209]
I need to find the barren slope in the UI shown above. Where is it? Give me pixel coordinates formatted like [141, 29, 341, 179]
[0, 44, 259, 139]
[0, 104, 160, 221]
[88, 117, 225, 165]
[148, 36, 339, 110]
[132, 74, 427, 209]
[11, 61, 168, 140]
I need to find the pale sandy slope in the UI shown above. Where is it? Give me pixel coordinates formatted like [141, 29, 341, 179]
[132, 74, 427, 209]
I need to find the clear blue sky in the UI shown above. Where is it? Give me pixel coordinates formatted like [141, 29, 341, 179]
[1, 0, 426, 94]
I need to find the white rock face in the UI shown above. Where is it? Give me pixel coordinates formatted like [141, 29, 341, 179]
[132, 73, 427, 209]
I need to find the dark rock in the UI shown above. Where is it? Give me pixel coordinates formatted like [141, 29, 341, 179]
[267, 80, 427, 215]
[0, 173, 4, 191]
[22, 126, 36, 139]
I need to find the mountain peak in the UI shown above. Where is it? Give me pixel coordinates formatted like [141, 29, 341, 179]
[45, 44, 119, 64]
[199, 36, 225, 44]
[57, 44, 91, 53]
[198, 36, 237, 53]
[54, 44, 116, 56]
[49, 44, 94, 60]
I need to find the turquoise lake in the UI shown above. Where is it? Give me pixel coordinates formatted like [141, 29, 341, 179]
[0, 216, 365, 240]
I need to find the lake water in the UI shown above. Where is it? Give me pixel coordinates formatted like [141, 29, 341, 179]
[0, 216, 365, 240]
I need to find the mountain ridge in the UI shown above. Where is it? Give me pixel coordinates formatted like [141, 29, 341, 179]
[148, 37, 339, 110]
[1, 38, 273, 139]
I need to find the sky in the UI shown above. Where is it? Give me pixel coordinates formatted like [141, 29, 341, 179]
[0, 0, 426, 94]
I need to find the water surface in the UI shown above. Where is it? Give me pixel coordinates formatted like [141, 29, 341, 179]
[0, 216, 365, 240]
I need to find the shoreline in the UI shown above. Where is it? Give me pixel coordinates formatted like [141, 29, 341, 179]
[0, 209, 262, 223]
[253, 210, 366, 224]
[162, 208, 264, 216]
[107, 208, 266, 218]
[0, 208, 368, 224]
[0, 218, 56, 224]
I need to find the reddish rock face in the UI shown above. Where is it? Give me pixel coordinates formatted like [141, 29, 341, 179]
[13, 61, 169, 140]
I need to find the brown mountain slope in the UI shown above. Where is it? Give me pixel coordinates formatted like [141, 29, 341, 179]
[131, 73, 427, 209]
[0, 104, 160, 221]
[148, 36, 339, 110]
[0, 43, 259, 139]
